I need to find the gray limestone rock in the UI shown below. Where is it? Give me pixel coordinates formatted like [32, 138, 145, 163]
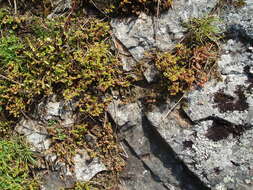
[107, 100, 142, 129]
[119, 143, 169, 190]
[37, 95, 76, 127]
[146, 106, 253, 190]
[143, 62, 160, 83]
[74, 149, 107, 181]
[183, 39, 252, 125]
[108, 100, 210, 190]
[47, 0, 72, 19]
[111, 0, 218, 61]
[15, 119, 51, 151]
[41, 171, 75, 190]
[220, 0, 253, 41]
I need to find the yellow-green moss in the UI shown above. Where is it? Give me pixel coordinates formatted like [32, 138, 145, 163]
[153, 16, 221, 95]
[217, 0, 247, 9]
[183, 16, 221, 45]
[0, 10, 129, 189]
[0, 10, 131, 117]
[89, 0, 173, 16]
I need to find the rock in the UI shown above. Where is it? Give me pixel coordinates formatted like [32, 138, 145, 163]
[107, 100, 142, 129]
[37, 95, 76, 127]
[74, 149, 107, 181]
[246, 105, 253, 125]
[183, 39, 252, 125]
[221, 0, 253, 41]
[111, 0, 218, 61]
[47, 0, 72, 19]
[119, 143, 169, 190]
[111, 36, 138, 72]
[157, 12, 253, 187]
[15, 119, 51, 151]
[41, 171, 75, 190]
[84, 133, 97, 148]
[146, 104, 253, 190]
[143, 62, 160, 83]
[108, 100, 210, 190]
[45, 101, 61, 119]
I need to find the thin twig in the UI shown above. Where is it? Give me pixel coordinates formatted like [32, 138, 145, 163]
[162, 94, 185, 121]
[120, 142, 128, 159]
[156, 0, 160, 18]
[8, 0, 12, 7]
[13, 0, 17, 14]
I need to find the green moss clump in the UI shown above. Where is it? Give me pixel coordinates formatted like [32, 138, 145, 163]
[0, 138, 39, 190]
[73, 182, 93, 190]
[153, 16, 221, 95]
[0, 10, 128, 188]
[0, 11, 131, 117]
[183, 16, 221, 45]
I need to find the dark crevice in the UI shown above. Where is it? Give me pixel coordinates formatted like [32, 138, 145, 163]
[225, 24, 253, 46]
[121, 139, 170, 190]
[244, 65, 253, 92]
[142, 116, 211, 190]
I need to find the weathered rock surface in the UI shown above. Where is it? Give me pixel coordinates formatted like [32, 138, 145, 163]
[47, 0, 72, 19]
[16, 119, 51, 151]
[119, 143, 169, 190]
[108, 101, 210, 190]
[74, 149, 107, 182]
[183, 38, 253, 125]
[220, 0, 253, 41]
[37, 95, 77, 127]
[109, 6, 253, 186]
[146, 102, 253, 189]
[111, 0, 218, 61]
[41, 171, 75, 190]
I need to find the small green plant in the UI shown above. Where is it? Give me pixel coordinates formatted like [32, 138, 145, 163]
[47, 119, 58, 126]
[0, 121, 14, 137]
[0, 138, 39, 190]
[73, 182, 93, 190]
[152, 16, 221, 95]
[184, 15, 221, 45]
[154, 43, 218, 95]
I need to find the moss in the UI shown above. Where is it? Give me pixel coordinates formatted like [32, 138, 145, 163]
[87, 0, 173, 16]
[0, 138, 39, 190]
[5, 0, 173, 18]
[73, 182, 93, 190]
[152, 16, 221, 95]
[0, 11, 131, 118]
[217, 0, 247, 9]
